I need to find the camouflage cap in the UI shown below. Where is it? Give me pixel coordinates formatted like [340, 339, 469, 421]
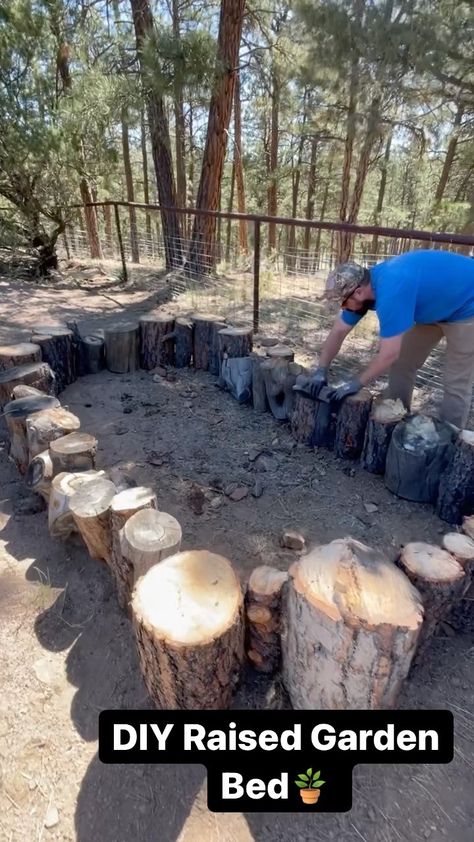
[320, 262, 366, 301]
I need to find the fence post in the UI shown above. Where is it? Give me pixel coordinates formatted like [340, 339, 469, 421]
[253, 219, 261, 333]
[113, 203, 128, 283]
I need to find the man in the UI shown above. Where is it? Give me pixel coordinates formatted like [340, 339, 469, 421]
[310, 249, 474, 429]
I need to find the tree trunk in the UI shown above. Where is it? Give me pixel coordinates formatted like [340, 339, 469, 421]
[186, 0, 246, 279]
[26, 450, 55, 501]
[4, 395, 60, 474]
[217, 327, 253, 367]
[30, 326, 76, 393]
[80, 177, 102, 260]
[118, 508, 181, 610]
[138, 313, 175, 369]
[433, 101, 464, 212]
[104, 321, 140, 373]
[191, 313, 227, 372]
[250, 351, 268, 412]
[130, 0, 182, 270]
[385, 418, 456, 504]
[121, 106, 140, 263]
[361, 397, 406, 474]
[69, 477, 117, 562]
[303, 136, 318, 255]
[110, 486, 158, 608]
[314, 147, 335, 265]
[225, 161, 235, 263]
[103, 203, 114, 253]
[282, 538, 423, 709]
[245, 565, 288, 673]
[233, 69, 248, 254]
[0, 363, 57, 408]
[267, 67, 280, 253]
[334, 389, 373, 459]
[131, 550, 244, 709]
[140, 108, 152, 254]
[26, 406, 80, 460]
[436, 430, 474, 523]
[187, 102, 194, 235]
[371, 132, 392, 256]
[49, 431, 97, 473]
[172, 0, 187, 210]
[291, 389, 336, 449]
[78, 335, 105, 374]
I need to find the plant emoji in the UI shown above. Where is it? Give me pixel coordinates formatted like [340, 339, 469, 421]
[295, 768, 326, 805]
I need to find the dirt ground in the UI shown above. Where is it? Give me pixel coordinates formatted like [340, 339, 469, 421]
[0, 270, 473, 842]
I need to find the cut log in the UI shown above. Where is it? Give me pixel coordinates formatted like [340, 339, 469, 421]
[440, 532, 474, 634]
[217, 327, 253, 371]
[3, 395, 60, 474]
[361, 398, 407, 474]
[291, 385, 336, 449]
[118, 509, 182, 609]
[436, 430, 474, 524]
[139, 313, 175, 370]
[334, 389, 372, 459]
[209, 320, 228, 376]
[191, 313, 226, 372]
[48, 470, 106, 539]
[49, 431, 97, 473]
[463, 515, 474, 541]
[69, 477, 117, 562]
[0, 342, 41, 371]
[110, 486, 158, 606]
[245, 565, 288, 673]
[397, 542, 465, 663]
[265, 344, 294, 361]
[441, 532, 474, 572]
[104, 321, 139, 373]
[79, 335, 105, 375]
[26, 450, 54, 501]
[254, 335, 279, 348]
[0, 362, 56, 407]
[386, 417, 457, 504]
[250, 351, 268, 412]
[26, 407, 81, 459]
[11, 384, 47, 400]
[281, 538, 423, 709]
[261, 359, 304, 421]
[131, 550, 244, 709]
[31, 326, 76, 393]
[172, 317, 194, 368]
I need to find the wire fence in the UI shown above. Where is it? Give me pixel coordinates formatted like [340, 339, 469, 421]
[60, 201, 474, 407]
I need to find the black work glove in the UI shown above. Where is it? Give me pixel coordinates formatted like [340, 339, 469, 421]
[308, 366, 328, 398]
[327, 379, 362, 402]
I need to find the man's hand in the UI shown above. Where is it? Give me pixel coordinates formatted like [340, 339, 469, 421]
[327, 379, 362, 402]
[308, 366, 328, 398]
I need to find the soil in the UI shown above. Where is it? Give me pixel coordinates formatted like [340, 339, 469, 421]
[0, 268, 473, 842]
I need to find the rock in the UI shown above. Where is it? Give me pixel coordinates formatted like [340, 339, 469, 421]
[166, 371, 177, 382]
[248, 447, 263, 462]
[279, 530, 306, 551]
[272, 437, 279, 446]
[209, 496, 224, 510]
[229, 486, 249, 502]
[224, 483, 238, 497]
[252, 479, 264, 498]
[33, 657, 62, 690]
[114, 423, 128, 436]
[44, 806, 59, 829]
[363, 502, 379, 514]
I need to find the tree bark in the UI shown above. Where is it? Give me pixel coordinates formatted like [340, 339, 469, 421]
[31, 326, 76, 393]
[433, 101, 464, 211]
[245, 565, 288, 673]
[225, 160, 236, 262]
[291, 388, 336, 449]
[69, 477, 117, 562]
[334, 389, 372, 459]
[361, 397, 406, 474]
[103, 203, 114, 253]
[139, 313, 175, 369]
[191, 313, 226, 372]
[80, 177, 102, 260]
[121, 106, 140, 264]
[267, 66, 280, 253]
[4, 395, 60, 474]
[386, 418, 456, 504]
[303, 136, 318, 256]
[217, 327, 253, 367]
[118, 508, 181, 610]
[371, 131, 392, 256]
[49, 431, 97, 473]
[0, 363, 57, 408]
[172, 0, 187, 210]
[78, 335, 105, 374]
[48, 470, 106, 540]
[26, 450, 54, 501]
[233, 68, 248, 253]
[110, 486, 158, 608]
[0, 343, 41, 371]
[140, 108, 152, 253]
[104, 321, 140, 373]
[26, 406, 80, 460]
[436, 430, 474, 523]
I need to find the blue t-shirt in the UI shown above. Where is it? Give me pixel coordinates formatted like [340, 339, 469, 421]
[341, 250, 474, 338]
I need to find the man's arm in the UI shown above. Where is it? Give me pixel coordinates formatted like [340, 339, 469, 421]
[358, 336, 402, 385]
[318, 316, 354, 367]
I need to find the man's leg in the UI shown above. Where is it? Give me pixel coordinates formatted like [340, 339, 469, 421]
[440, 318, 474, 428]
[385, 324, 442, 409]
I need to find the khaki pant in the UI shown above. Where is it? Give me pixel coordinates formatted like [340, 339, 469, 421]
[385, 317, 474, 429]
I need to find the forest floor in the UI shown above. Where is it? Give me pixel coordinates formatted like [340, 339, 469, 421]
[0, 264, 473, 842]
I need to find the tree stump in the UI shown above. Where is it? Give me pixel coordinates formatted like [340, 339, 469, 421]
[0, 342, 41, 371]
[281, 538, 423, 709]
[396, 543, 466, 663]
[104, 322, 139, 373]
[436, 431, 474, 524]
[172, 317, 194, 368]
[291, 386, 336, 449]
[11, 385, 47, 400]
[250, 351, 268, 412]
[131, 550, 244, 709]
[441, 532, 474, 573]
[49, 431, 97, 473]
[119, 509, 182, 609]
[139, 313, 175, 370]
[69, 477, 117, 561]
[3, 395, 60, 474]
[245, 566, 288, 673]
[0, 362, 56, 408]
[78, 335, 105, 375]
[110, 486, 158, 604]
[441, 532, 474, 633]
[361, 398, 407, 474]
[217, 327, 253, 370]
[334, 389, 372, 459]
[261, 359, 304, 421]
[26, 407, 81, 460]
[48, 470, 106, 539]
[386, 417, 457, 504]
[31, 326, 76, 392]
[191, 313, 226, 372]
[265, 344, 294, 361]
[26, 450, 54, 501]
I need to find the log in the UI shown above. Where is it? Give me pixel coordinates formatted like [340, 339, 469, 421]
[261, 359, 304, 421]
[139, 313, 175, 370]
[290, 387, 336, 449]
[462, 515, 474, 541]
[48, 470, 106, 539]
[3, 395, 60, 474]
[31, 326, 76, 392]
[191, 313, 226, 372]
[119, 509, 182, 609]
[436, 430, 474, 524]
[104, 321, 139, 373]
[0, 362, 56, 407]
[26, 407, 81, 459]
[131, 550, 244, 709]
[0, 342, 41, 371]
[397, 542, 465, 663]
[386, 417, 457, 504]
[361, 398, 407, 474]
[245, 565, 288, 673]
[250, 351, 268, 412]
[217, 327, 253, 371]
[11, 385, 47, 399]
[441, 532, 474, 634]
[441, 532, 474, 572]
[26, 450, 54, 501]
[334, 389, 373, 459]
[164, 316, 195, 368]
[79, 335, 105, 374]
[110, 486, 158, 606]
[281, 538, 423, 709]
[69, 477, 117, 562]
[49, 431, 97, 473]
[265, 344, 294, 361]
